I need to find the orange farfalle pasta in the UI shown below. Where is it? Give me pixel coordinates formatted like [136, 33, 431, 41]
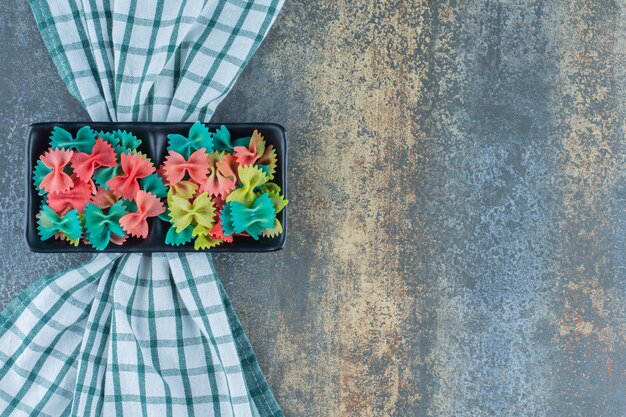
[119, 190, 165, 238]
[106, 153, 155, 200]
[38, 148, 74, 193]
[233, 130, 265, 166]
[199, 153, 238, 198]
[71, 137, 117, 182]
[162, 149, 209, 185]
[47, 177, 93, 214]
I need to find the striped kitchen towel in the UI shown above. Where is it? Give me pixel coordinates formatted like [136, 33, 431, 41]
[0, 1, 284, 416]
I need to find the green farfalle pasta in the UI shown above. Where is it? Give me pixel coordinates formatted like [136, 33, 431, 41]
[167, 180, 198, 202]
[262, 219, 283, 238]
[161, 209, 193, 246]
[120, 199, 138, 213]
[211, 125, 236, 151]
[158, 208, 171, 222]
[102, 130, 142, 160]
[257, 183, 288, 213]
[192, 223, 210, 237]
[212, 125, 233, 151]
[50, 125, 96, 152]
[93, 166, 120, 189]
[113, 129, 142, 150]
[169, 192, 215, 233]
[167, 121, 213, 158]
[194, 234, 222, 250]
[220, 203, 236, 236]
[96, 131, 121, 147]
[191, 223, 222, 249]
[226, 165, 268, 207]
[83, 200, 128, 250]
[37, 204, 82, 241]
[33, 160, 52, 195]
[65, 234, 81, 246]
[229, 193, 276, 240]
[53, 232, 81, 246]
[140, 173, 168, 198]
[212, 125, 252, 152]
[165, 224, 194, 246]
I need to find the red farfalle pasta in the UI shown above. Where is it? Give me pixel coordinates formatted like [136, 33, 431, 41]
[209, 197, 232, 242]
[217, 153, 238, 185]
[90, 187, 118, 209]
[119, 190, 165, 238]
[233, 130, 265, 166]
[71, 137, 117, 182]
[110, 233, 128, 245]
[157, 165, 169, 186]
[199, 153, 238, 198]
[106, 153, 155, 200]
[212, 196, 225, 212]
[210, 221, 233, 243]
[39, 148, 74, 193]
[162, 149, 209, 185]
[86, 178, 98, 194]
[47, 177, 93, 214]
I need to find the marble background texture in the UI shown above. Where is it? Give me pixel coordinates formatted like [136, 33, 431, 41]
[1, 1, 624, 416]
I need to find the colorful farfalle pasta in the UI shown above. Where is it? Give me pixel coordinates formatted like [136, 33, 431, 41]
[162, 148, 209, 185]
[33, 122, 286, 250]
[161, 123, 287, 248]
[119, 190, 165, 238]
[33, 125, 164, 249]
[106, 152, 155, 200]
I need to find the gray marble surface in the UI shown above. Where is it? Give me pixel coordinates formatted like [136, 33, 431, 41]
[1, 1, 625, 416]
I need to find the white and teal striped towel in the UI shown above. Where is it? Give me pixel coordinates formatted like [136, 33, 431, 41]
[0, 1, 284, 416]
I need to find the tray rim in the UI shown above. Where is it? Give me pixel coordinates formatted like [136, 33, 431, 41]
[25, 121, 287, 253]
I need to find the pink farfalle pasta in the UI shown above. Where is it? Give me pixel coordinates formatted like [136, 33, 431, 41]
[38, 148, 74, 194]
[162, 149, 209, 185]
[257, 144, 277, 180]
[207, 197, 233, 242]
[160, 124, 286, 249]
[212, 196, 225, 212]
[119, 190, 165, 238]
[110, 233, 128, 245]
[199, 152, 237, 199]
[90, 187, 118, 209]
[218, 153, 239, 182]
[47, 177, 93, 214]
[106, 152, 155, 200]
[156, 166, 169, 186]
[209, 221, 233, 243]
[233, 130, 265, 166]
[71, 137, 117, 182]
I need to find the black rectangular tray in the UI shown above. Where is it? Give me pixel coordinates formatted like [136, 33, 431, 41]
[25, 122, 287, 253]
